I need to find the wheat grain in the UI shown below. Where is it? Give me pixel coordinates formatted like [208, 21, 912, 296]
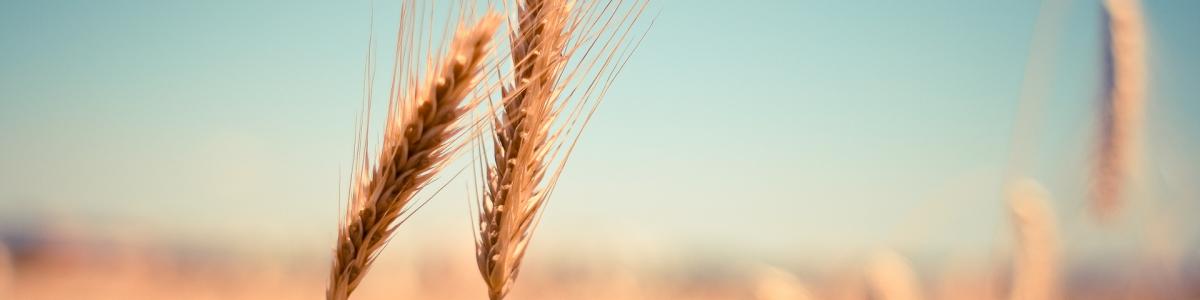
[326, 13, 502, 300]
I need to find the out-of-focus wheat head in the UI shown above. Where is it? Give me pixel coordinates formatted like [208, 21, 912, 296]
[472, 0, 648, 299]
[753, 266, 814, 300]
[326, 9, 502, 300]
[865, 250, 923, 300]
[1007, 179, 1060, 300]
[934, 258, 1001, 300]
[0, 241, 11, 296]
[1094, 0, 1146, 221]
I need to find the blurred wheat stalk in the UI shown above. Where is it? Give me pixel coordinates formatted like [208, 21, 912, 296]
[753, 266, 815, 300]
[866, 250, 922, 300]
[1093, 0, 1146, 220]
[1007, 179, 1059, 300]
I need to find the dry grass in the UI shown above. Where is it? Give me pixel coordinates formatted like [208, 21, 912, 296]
[1094, 0, 1147, 220]
[326, 13, 502, 300]
[1007, 179, 1060, 300]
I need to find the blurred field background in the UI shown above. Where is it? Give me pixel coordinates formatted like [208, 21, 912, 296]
[2, 0, 1200, 299]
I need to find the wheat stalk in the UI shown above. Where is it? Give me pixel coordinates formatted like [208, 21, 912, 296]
[326, 13, 502, 300]
[866, 250, 923, 300]
[753, 266, 815, 300]
[1093, 0, 1147, 220]
[0, 241, 11, 297]
[1006, 179, 1059, 300]
[472, 0, 648, 299]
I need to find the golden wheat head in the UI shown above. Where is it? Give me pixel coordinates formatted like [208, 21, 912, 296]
[1093, 0, 1146, 221]
[326, 12, 502, 300]
[471, 0, 649, 299]
[0, 241, 11, 296]
[753, 266, 815, 300]
[866, 250, 923, 300]
[1007, 179, 1060, 300]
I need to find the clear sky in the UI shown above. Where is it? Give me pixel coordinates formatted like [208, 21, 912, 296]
[2, 0, 1198, 261]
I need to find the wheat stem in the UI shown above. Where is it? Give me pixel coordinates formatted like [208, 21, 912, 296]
[1007, 179, 1060, 300]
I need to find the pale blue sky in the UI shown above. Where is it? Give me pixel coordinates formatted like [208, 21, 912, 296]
[2, 0, 1198, 260]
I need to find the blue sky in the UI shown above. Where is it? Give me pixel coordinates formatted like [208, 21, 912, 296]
[2, 0, 1198, 260]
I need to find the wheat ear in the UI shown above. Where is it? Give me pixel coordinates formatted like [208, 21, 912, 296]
[866, 250, 923, 300]
[472, 0, 648, 298]
[0, 241, 11, 296]
[1093, 0, 1146, 220]
[326, 14, 502, 300]
[753, 266, 815, 300]
[1007, 179, 1059, 300]
[474, 2, 571, 299]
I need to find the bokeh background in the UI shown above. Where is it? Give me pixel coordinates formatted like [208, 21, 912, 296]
[2, 0, 1198, 299]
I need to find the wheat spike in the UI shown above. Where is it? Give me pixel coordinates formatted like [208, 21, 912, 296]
[0, 241, 11, 297]
[474, 3, 571, 299]
[326, 13, 502, 300]
[1007, 179, 1060, 300]
[753, 266, 815, 300]
[1093, 0, 1146, 220]
[472, 0, 648, 299]
[866, 250, 923, 300]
